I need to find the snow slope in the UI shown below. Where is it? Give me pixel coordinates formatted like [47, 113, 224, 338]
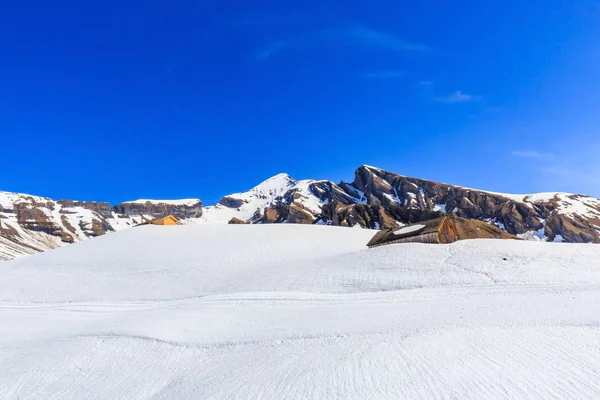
[488, 191, 600, 220]
[197, 173, 331, 224]
[0, 190, 202, 261]
[2, 225, 600, 399]
[0, 191, 101, 260]
[198, 174, 345, 225]
[198, 173, 296, 223]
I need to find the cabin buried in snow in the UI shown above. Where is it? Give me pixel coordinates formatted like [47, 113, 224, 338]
[367, 216, 458, 247]
[137, 215, 180, 226]
[151, 215, 179, 225]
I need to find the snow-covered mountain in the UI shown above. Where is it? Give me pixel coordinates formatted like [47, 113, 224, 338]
[2, 164, 600, 260]
[198, 173, 296, 223]
[200, 165, 600, 243]
[198, 173, 341, 225]
[0, 191, 201, 261]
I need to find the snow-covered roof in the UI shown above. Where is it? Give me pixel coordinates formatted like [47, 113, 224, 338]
[394, 224, 426, 235]
[367, 217, 448, 247]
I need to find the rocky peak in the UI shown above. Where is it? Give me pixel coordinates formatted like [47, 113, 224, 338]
[200, 174, 297, 224]
[2, 164, 600, 261]
[57, 200, 114, 219]
[308, 180, 356, 205]
[210, 165, 600, 244]
[113, 199, 203, 220]
[345, 166, 600, 242]
[0, 191, 205, 261]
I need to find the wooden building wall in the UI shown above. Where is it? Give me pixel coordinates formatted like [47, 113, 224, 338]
[371, 232, 440, 246]
[151, 216, 178, 226]
[437, 219, 458, 244]
[366, 217, 459, 247]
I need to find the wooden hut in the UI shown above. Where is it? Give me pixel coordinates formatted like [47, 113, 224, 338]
[135, 215, 180, 227]
[367, 217, 458, 247]
[150, 215, 179, 225]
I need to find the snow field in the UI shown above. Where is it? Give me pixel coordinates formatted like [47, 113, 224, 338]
[1, 224, 600, 399]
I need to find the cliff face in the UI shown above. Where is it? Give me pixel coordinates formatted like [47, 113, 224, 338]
[2, 164, 600, 261]
[113, 200, 203, 220]
[339, 166, 600, 243]
[200, 165, 600, 244]
[0, 191, 202, 261]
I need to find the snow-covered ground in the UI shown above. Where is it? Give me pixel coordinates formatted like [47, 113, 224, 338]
[1, 225, 600, 399]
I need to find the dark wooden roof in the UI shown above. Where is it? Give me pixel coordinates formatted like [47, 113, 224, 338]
[367, 217, 448, 247]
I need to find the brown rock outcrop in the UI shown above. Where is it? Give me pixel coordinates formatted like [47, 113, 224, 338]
[112, 200, 202, 220]
[228, 217, 249, 224]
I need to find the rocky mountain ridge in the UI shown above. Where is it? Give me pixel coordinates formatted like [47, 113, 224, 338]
[202, 165, 600, 244]
[2, 165, 599, 260]
[0, 192, 201, 260]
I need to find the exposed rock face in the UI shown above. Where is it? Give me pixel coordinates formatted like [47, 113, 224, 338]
[2, 164, 600, 261]
[219, 196, 247, 209]
[209, 165, 600, 244]
[317, 166, 599, 243]
[14, 203, 62, 236]
[199, 173, 296, 224]
[112, 200, 202, 220]
[449, 217, 518, 241]
[58, 200, 114, 219]
[308, 181, 356, 205]
[60, 215, 77, 243]
[286, 204, 315, 224]
[322, 203, 445, 230]
[0, 192, 203, 261]
[228, 217, 249, 224]
[255, 205, 289, 224]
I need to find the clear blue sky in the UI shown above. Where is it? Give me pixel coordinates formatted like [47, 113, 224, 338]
[1, 1, 599, 205]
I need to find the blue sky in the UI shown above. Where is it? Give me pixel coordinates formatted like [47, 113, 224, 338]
[1, 1, 599, 205]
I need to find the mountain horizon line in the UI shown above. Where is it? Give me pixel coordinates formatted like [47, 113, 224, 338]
[1, 164, 596, 207]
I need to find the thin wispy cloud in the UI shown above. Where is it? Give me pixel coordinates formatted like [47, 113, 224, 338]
[361, 69, 406, 79]
[419, 80, 434, 86]
[535, 161, 600, 196]
[344, 27, 427, 52]
[434, 90, 482, 104]
[257, 41, 291, 60]
[257, 26, 427, 61]
[537, 166, 571, 176]
[511, 150, 554, 159]
[514, 136, 600, 197]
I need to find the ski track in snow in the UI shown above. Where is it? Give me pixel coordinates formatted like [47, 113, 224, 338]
[1, 224, 600, 399]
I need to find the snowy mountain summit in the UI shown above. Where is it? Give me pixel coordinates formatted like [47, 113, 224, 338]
[1, 165, 600, 260]
[199, 173, 296, 224]
[201, 165, 600, 243]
